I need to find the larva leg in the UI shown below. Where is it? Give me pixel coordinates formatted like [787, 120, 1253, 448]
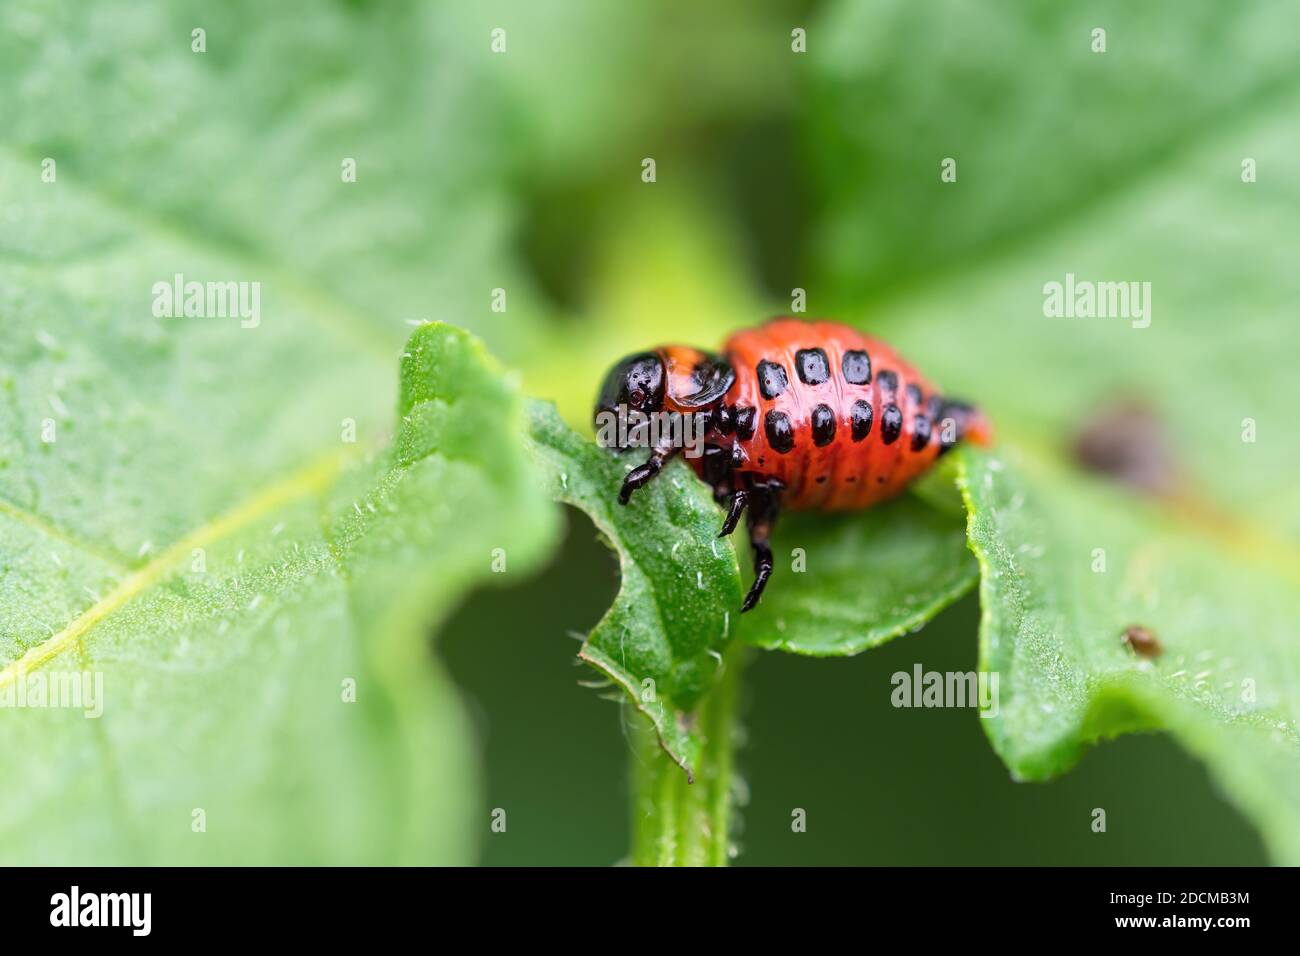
[618, 445, 680, 505]
[717, 489, 749, 538]
[740, 485, 781, 612]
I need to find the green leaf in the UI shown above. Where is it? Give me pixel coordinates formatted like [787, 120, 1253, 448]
[524, 403, 742, 777]
[739, 493, 977, 656]
[0, 0, 571, 864]
[0, 306, 555, 859]
[961, 448, 1300, 863]
[0, 0, 563, 367]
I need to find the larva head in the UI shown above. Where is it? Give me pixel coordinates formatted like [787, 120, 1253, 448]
[594, 351, 666, 448]
[593, 346, 735, 450]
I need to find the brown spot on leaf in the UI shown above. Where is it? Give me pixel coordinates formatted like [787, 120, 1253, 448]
[1121, 625, 1163, 658]
[1073, 400, 1180, 496]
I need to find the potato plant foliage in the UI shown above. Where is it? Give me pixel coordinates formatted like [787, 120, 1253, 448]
[2, 0, 1298, 864]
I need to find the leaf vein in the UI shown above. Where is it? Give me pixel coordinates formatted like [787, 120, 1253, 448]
[0, 445, 358, 687]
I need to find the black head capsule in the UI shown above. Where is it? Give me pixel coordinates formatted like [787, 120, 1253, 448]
[594, 352, 665, 449]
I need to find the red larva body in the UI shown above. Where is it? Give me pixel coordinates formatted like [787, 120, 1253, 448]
[596, 317, 993, 610]
[674, 319, 990, 510]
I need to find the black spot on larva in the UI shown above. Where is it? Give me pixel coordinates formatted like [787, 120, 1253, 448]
[757, 360, 788, 399]
[911, 414, 932, 451]
[811, 404, 836, 446]
[701, 443, 731, 484]
[877, 370, 898, 395]
[842, 349, 871, 385]
[881, 403, 903, 444]
[815, 475, 827, 484]
[795, 348, 830, 386]
[731, 443, 745, 468]
[906, 383, 923, 407]
[846, 475, 857, 483]
[716, 405, 735, 435]
[764, 409, 795, 453]
[734, 405, 756, 440]
[850, 399, 873, 441]
[925, 395, 943, 419]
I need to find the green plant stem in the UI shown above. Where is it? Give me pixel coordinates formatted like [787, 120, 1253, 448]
[629, 641, 748, 866]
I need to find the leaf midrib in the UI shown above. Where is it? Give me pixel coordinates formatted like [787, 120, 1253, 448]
[0, 444, 358, 686]
[3, 136, 416, 673]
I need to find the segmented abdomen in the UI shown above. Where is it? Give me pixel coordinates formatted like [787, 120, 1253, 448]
[723, 318, 950, 511]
